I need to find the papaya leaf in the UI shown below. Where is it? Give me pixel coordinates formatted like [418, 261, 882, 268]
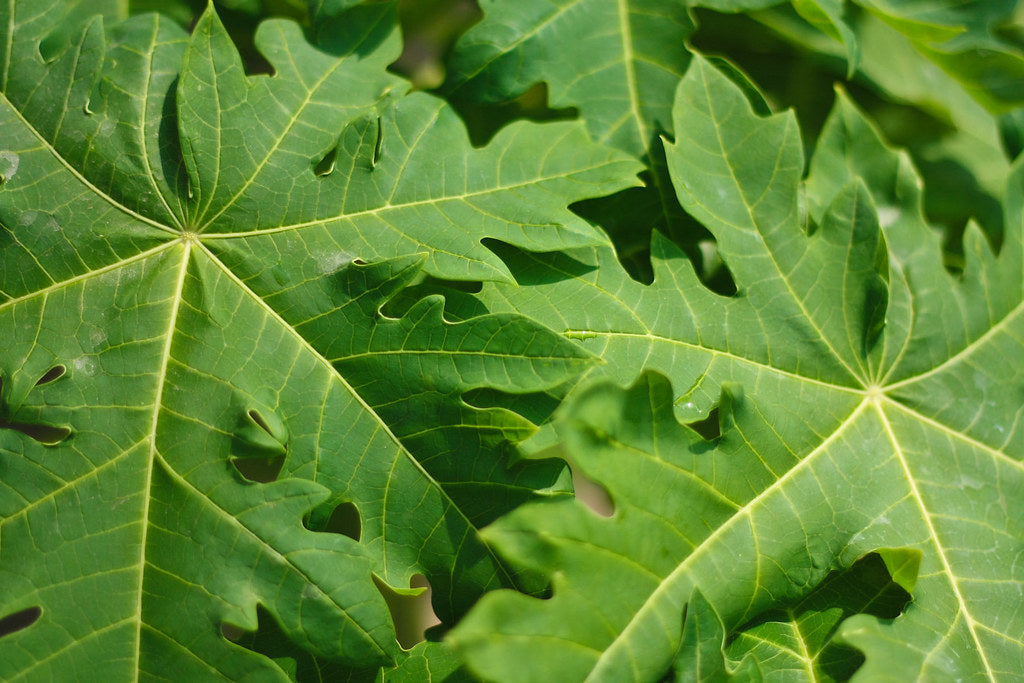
[443, 0, 696, 280]
[447, 54, 1024, 681]
[442, 1, 862, 282]
[855, 0, 1024, 115]
[720, 550, 917, 680]
[0, 1, 621, 676]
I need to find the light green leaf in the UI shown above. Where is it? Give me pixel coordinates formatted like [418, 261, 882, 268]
[791, 0, 859, 75]
[447, 54, 1024, 681]
[0, 245, 400, 678]
[734, 5, 1010, 243]
[449, 371, 907, 681]
[442, 0, 861, 281]
[209, 251, 595, 617]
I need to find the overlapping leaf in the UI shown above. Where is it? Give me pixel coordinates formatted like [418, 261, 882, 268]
[855, 0, 1024, 114]
[0, 1, 632, 676]
[446, 0, 695, 157]
[442, 0, 865, 281]
[445, 0, 1020, 277]
[447, 55, 1024, 680]
[749, 2, 1014, 242]
[180, 6, 639, 282]
[443, 0, 695, 277]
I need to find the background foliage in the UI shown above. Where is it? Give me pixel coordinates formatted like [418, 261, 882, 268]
[1, 0, 1022, 680]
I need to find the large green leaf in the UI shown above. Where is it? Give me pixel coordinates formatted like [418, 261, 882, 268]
[0, 1, 631, 675]
[856, 0, 1024, 115]
[445, 0, 694, 156]
[747, 3, 1012, 244]
[179, 4, 639, 282]
[443, 0, 696, 279]
[440, 0, 860, 282]
[447, 55, 1024, 680]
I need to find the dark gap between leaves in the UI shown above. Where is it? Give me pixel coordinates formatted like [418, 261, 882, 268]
[220, 622, 248, 642]
[450, 83, 579, 148]
[727, 552, 912, 679]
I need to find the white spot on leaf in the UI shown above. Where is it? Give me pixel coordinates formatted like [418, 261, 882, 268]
[317, 251, 353, 275]
[877, 206, 901, 227]
[0, 151, 19, 182]
[18, 211, 59, 232]
[89, 328, 107, 350]
[956, 473, 984, 490]
[73, 356, 98, 376]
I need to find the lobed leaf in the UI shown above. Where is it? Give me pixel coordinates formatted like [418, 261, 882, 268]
[0, 1, 625, 675]
[447, 54, 1024, 681]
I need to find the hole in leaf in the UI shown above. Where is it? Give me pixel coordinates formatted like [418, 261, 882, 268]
[313, 145, 337, 177]
[232, 407, 288, 464]
[230, 455, 284, 483]
[35, 365, 66, 386]
[373, 574, 441, 649]
[378, 276, 486, 319]
[571, 464, 614, 518]
[696, 241, 737, 297]
[805, 215, 821, 238]
[0, 606, 41, 638]
[38, 32, 65, 64]
[464, 387, 562, 426]
[248, 409, 274, 436]
[307, 501, 361, 542]
[371, 116, 383, 168]
[220, 622, 247, 642]
[0, 418, 71, 446]
[687, 407, 721, 441]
